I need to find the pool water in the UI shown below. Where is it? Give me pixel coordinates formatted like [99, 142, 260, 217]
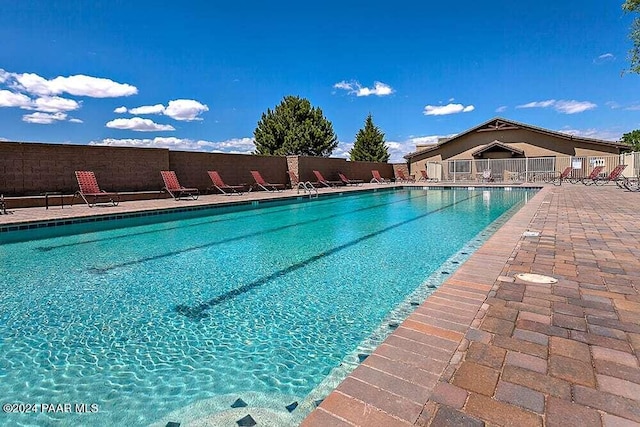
[0, 187, 535, 426]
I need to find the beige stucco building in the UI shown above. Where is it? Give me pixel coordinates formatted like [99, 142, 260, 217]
[404, 117, 628, 181]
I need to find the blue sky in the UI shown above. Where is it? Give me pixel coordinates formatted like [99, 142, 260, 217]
[1, 0, 638, 162]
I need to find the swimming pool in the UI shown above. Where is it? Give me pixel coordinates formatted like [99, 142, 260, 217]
[0, 187, 535, 426]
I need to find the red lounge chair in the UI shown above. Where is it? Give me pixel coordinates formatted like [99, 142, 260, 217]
[73, 171, 120, 207]
[594, 164, 627, 186]
[161, 171, 199, 200]
[418, 170, 437, 182]
[581, 166, 605, 185]
[551, 166, 573, 186]
[370, 170, 391, 184]
[250, 170, 285, 192]
[207, 171, 246, 195]
[312, 170, 342, 187]
[338, 172, 363, 186]
[395, 169, 415, 182]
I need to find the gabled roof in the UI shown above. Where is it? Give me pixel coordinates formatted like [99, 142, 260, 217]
[471, 140, 524, 157]
[404, 117, 626, 159]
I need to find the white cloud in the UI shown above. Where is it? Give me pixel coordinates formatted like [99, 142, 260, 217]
[333, 80, 394, 97]
[30, 96, 80, 113]
[606, 101, 620, 109]
[90, 136, 256, 154]
[5, 70, 137, 98]
[554, 100, 597, 114]
[0, 69, 9, 84]
[114, 106, 127, 113]
[516, 99, 596, 114]
[22, 112, 67, 124]
[559, 127, 622, 141]
[517, 100, 556, 109]
[69, 118, 83, 123]
[163, 99, 209, 121]
[105, 117, 175, 132]
[495, 105, 508, 113]
[423, 103, 475, 116]
[594, 53, 615, 64]
[129, 104, 166, 115]
[0, 90, 32, 108]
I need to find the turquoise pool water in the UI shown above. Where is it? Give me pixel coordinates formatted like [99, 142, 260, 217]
[0, 187, 535, 426]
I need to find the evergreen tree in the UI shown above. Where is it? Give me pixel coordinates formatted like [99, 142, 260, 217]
[623, 0, 640, 73]
[254, 96, 338, 156]
[349, 114, 390, 162]
[621, 129, 640, 151]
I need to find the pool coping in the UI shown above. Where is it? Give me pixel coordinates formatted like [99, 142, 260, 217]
[300, 186, 552, 426]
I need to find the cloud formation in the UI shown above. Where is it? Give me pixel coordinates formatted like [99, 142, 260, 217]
[594, 53, 615, 64]
[516, 99, 596, 114]
[6, 71, 137, 98]
[114, 99, 209, 121]
[0, 68, 137, 124]
[105, 117, 175, 132]
[164, 99, 209, 121]
[22, 112, 68, 124]
[333, 80, 394, 97]
[0, 90, 32, 108]
[495, 106, 508, 113]
[90, 136, 255, 154]
[423, 103, 475, 116]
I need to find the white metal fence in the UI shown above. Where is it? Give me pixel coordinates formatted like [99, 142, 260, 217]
[426, 152, 639, 183]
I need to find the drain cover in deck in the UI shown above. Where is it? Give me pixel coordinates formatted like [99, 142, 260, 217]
[515, 273, 557, 284]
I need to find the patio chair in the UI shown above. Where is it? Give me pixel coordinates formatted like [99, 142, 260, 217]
[338, 172, 363, 186]
[581, 166, 605, 185]
[593, 164, 627, 186]
[0, 194, 6, 214]
[161, 171, 199, 200]
[73, 171, 120, 207]
[250, 170, 285, 192]
[370, 170, 391, 184]
[207, 171, 246, 195]
[395, 169, 415, 182]
[550, 166, 573, 186]
[481, 169, 494, 183]
[312, 170, 342, 187]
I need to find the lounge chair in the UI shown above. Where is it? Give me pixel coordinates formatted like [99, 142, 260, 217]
[395, 169, 415, 182]
[338, 172, 363, 186]
[581, 166, 606, 185]
[550, 166, 573, 186]
[207, 171, 246, 195]
[418, 169, 439, 182]
[481, 169, 494, 182]
[161, 171, 199, 200]
[73, 171, 120, 207]
[370, 170, 391, 184]
[250, 170, 285, 192]
[593, 164, 627, 186]
[312, 170, 342, 187]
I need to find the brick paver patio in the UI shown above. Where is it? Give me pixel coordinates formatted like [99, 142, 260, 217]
[303, 184, 640, 427]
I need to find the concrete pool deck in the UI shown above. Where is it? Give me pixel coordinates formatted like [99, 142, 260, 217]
[2, 183, 638, 426]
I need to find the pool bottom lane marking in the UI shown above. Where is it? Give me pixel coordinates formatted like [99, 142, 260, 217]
[175, 193, 481, 319]
[87, 190, 433, 274]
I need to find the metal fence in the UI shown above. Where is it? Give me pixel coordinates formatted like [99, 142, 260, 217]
[429, 152, 639, 183]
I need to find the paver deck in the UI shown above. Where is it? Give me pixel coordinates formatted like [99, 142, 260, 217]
[303, 184, 640, 427]
[2, 183, 638, 426]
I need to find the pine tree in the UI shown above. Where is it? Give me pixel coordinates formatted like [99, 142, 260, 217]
[254, 96, 338, 156]
[349, 114, 390, 162]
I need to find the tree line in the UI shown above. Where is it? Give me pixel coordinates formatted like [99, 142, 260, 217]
[253, 96, 390, 162]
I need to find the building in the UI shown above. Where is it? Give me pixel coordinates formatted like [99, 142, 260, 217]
[404, 117, 629, 181]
